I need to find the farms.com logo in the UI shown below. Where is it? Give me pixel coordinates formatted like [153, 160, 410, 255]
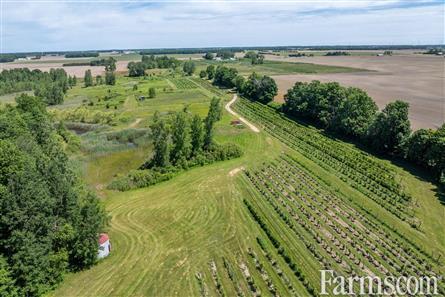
[320, 270, 442, 295]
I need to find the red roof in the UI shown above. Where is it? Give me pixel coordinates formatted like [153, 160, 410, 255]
[99, 233, 109, 245]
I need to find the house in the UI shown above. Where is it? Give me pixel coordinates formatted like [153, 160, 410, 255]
[98, 233, 111, 259]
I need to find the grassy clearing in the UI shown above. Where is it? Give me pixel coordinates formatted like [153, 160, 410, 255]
[195, 58, 366, 76]
[50, 72, 443, 296]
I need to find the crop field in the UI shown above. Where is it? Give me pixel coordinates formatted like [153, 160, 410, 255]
[47, 71, 445, 297]
[267, 53, 444, 130]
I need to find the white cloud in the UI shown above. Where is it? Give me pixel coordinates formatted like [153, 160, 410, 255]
[2, 0, 444, 52]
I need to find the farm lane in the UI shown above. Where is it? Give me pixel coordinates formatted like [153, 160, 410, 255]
[225, 94, 260, 133]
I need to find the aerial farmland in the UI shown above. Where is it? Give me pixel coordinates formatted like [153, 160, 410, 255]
[0, 1, 444, 297]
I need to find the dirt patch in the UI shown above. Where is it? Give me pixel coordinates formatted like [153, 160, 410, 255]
[268, 54, 444, 130]
[229, 167, 245, 177]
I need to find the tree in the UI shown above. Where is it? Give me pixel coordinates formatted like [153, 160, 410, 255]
[190, 114, 204, 155]
[241, 73, 277, 104]
[213, 66, 238, 88]
[149, 87, 156, 98]
[199, 70, 207, 79]
[73, 75, 77, 86]
[367, 100, 411, 154]
[204, 97, 222, 149]
[84, 69, 93, 87]
[96, 75, 103, 85]
[234, 75, 246, 93]
[105, 71, 115, 85]
[0, 94, 106, 295]
[183, 60, 196, 76]
[203, 52, 214, 60]
[0, 256, 18, 297]
[104, 57, 116, 72]
[206, 65, 215, 80]
[127, 62, 145, 77]
[333, 87, 378, 137]
[150, 112, 170, 168]
[170, 112, 191, 165]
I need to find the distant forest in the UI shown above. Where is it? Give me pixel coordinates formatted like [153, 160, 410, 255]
[1, 44, 443, 62]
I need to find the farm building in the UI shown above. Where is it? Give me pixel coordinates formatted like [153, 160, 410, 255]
[98, 233, 111, 259]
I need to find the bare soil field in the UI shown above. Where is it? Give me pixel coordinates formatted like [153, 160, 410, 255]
[267, 53, 444, 130]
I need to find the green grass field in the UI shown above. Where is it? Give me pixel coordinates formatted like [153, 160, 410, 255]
[47, 72, 444, 297]
[195, 58, 366, 76]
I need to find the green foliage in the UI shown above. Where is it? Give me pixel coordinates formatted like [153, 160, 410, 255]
[170, 112, 191, 166]
[96, 75, 103, 85]
[216, 51, 235, 60]
[333, 87, 378, 137]
[0, 256, 18, 297]
[367, 100, 411, 154]
[84, 70, 93, 87]
[244, 51, 264, 64]
[110, 142, 242, 191]
[206, 65, 215, 80]
[0, 68, 68, 103]
[148, 112, 170, 168]
[127, 62, 146, 77]
[199, 70, 207, 79]
[190, 114, 204, 156]
[182, 60, 196, 76]
[406, 124, 445, 183]
[105, 71, 116, 86]
[213, 66, 238, 88]
[0, 94, 107, 296]
[149, 87, 156, 98]
[241, 73, 277, 104]
[203, 52, 214, 60]
[65, 52, 99, 58]
[204, 97, 222, 149]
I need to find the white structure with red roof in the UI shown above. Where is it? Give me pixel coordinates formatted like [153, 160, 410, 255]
[98, 233, 111, 259]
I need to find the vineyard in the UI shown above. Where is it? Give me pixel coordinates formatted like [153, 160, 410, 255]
[169, 77, 198, 89]
[232, 97, 417, 226]
[240, 155, 444, 295]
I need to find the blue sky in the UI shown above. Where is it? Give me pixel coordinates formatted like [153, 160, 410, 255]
[2, 0, 444, 53]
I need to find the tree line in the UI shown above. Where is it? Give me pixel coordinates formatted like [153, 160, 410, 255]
[110, 98, 242, 191]
[281, 80, 445, 184]
[65, 52, 99, 58]
[202, 65, 278, 104]
[0, 94, 107, 296]
[0, 68, 76, 105]
[84, 58, 116, 87]
[244, 51, 265, 64]
[127, 55, 180, 77]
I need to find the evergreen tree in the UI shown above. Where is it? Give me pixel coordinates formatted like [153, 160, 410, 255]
[84, 70, 93, 87]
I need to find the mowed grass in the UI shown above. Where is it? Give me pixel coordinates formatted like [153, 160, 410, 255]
[196, 58, 366, 76]
[50, 72, 444, 296]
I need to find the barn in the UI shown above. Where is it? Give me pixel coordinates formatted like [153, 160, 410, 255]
[98, 233, 111, 259]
